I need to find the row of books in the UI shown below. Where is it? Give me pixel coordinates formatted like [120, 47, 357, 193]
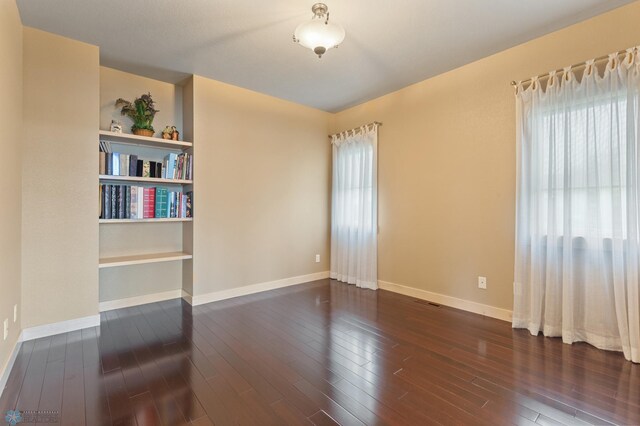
[99, 185, 193, 220]
[98, 151, 193, 181]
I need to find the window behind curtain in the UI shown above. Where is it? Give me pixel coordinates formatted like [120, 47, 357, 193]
[330, 125, 378, 289]
[333, 142, 374, 232]
[513, 51, 640, 363]
[535, 91, 629, 239]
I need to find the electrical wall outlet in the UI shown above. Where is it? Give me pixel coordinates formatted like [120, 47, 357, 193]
[14, 305, 18, 323]
[315, 254, 320, 263]
[478, 276, 487, 289]
[3, 319, 8, 341]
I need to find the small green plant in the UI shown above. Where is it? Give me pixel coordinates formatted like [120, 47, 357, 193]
[115, 93, 159, 132]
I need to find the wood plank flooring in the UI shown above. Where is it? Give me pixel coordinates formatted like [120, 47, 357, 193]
[1, 279, 639, 425]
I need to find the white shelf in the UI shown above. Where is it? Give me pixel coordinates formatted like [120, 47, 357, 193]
[99, 130, 192, 150]
[99, 175, 192, 185]
[99, 218, 192, 224]
[99, 251, 193, 269]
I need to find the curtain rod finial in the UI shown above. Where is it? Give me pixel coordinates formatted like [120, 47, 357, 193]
[511, 81, 517, 86]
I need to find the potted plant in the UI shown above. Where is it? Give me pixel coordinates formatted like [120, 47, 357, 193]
[115, 93, 159, 137]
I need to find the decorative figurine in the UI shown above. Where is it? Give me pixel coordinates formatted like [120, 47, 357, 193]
[162, 126, 173, 140]
[110, 120, 123, 134]
[171, 126, 180, 141]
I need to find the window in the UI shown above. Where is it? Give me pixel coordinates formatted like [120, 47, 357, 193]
[513, 54, 640, 363]
[535, 92, 628, 239]
[330, 125, 378, 289]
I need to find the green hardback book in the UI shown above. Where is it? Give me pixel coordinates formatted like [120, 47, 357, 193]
[155, 187, 169, 218]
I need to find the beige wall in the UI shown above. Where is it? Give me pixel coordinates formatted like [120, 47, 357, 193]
[191, 76, 331, 296]
[99, 67, 187, 302]
[0, 0, 23, 377]
[99, 262, 182, 301]
[22, 28, 99, 328]
[333, 2, 640, 311]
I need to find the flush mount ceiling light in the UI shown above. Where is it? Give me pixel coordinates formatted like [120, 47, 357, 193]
[293, 3, 345, 58]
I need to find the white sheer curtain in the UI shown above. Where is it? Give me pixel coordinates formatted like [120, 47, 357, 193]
[330, 124, 378, 289]
[513, 48, 640, 363]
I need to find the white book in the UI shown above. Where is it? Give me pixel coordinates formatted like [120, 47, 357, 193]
[112, 153, 120, 176]
[137, 186, 144, 219]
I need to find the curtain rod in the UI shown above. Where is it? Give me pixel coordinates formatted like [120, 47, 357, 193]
[328, 121, 382, 139]
[510, 48, 631, 87]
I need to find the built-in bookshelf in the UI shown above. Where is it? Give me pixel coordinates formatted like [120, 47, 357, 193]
[98, 131, 194, 271]
[96, 72, 195, 311]
[99, 132, 193, 222]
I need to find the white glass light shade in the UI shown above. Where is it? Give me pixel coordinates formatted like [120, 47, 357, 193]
[294, 19, 345, 57]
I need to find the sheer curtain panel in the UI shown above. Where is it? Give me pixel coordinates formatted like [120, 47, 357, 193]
[513, 48, 640, 362]
[330, 124, 378, 289]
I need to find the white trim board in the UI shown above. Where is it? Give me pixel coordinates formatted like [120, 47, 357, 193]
[378, 280, 513, 322]
[185, 271, 330, 306]
[19, 314, 100, 342]
[99, 289, 183, 312]
[181, 290, 193, 305]
[0, 338, 22, 400]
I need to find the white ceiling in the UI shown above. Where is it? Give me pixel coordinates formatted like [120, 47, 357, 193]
[16, 0, 635, 112]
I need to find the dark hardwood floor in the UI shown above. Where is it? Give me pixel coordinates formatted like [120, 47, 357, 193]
[1, 279, 639, 425]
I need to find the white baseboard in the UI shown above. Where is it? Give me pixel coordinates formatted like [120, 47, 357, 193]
[0, 338, 22, 399]
[99, 289, 184, 312]
[378, 280, 513, 322]
[19, 314, 100, 342]
[186, 271, 330, 306]
[181, 289, 193, 305]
